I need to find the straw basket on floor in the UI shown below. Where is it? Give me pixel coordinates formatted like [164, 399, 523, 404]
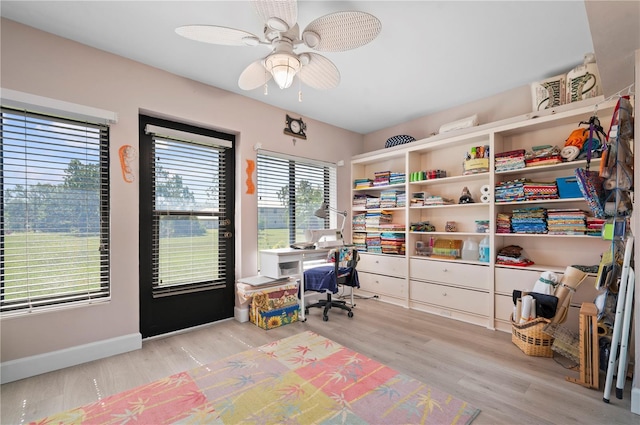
[511, 316, 554, 357]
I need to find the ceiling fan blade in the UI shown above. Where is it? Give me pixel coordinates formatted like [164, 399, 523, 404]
[176, 25, 260, 46]
[239, 59, 272, 90]
[298, 53, 340, 90]
[302, 11, 381, 52]
[251, 0, 298, 31]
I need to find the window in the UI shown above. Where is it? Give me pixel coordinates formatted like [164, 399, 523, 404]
[1, 107, 110, 313]
[256, 152, 337, 253]
[142, 123, 234, 298]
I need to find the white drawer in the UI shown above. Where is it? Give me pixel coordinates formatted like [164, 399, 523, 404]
[495, 294, 515, 322]
[358, 253, 406, 277]
[495, 267, 598, 305]
[358, 272, 406, 298]
[409, 259, 489, 290]
[409, 280, 489, 316]
[494, 267, 542, 294]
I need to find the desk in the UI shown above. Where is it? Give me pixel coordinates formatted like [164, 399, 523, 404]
[260, 248, 330, 321]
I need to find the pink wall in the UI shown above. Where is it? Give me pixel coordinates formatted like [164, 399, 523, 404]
[0, 18, 363, 362]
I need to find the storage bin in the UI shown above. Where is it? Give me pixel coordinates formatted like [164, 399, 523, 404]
[250, 304, 299, 330]
[556, 176, 584, 199]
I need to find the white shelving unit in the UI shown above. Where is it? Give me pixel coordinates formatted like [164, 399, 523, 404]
[351, 98, 619, 332]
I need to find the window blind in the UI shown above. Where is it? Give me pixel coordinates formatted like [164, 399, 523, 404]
[256, 151, 337, 253]
[146, 126, 230, 297]
[1, 107, 110, 313]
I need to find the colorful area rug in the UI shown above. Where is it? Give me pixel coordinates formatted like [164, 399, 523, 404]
[32, 331, 480, 424]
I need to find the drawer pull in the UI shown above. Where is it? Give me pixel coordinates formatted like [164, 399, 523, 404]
[442, 268, 448, 272]
[442, 292, 447, 296]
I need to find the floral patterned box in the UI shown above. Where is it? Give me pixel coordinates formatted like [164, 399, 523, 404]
[250, 304, 299, 330]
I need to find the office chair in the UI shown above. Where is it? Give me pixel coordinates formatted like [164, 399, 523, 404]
[303, 247, 360, 321]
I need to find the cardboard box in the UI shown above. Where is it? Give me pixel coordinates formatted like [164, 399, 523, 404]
[250, 304, 299, 330]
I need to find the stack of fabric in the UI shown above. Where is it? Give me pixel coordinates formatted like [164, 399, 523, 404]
[380, 190, 405, 208]
[365, 232, 382, 253]
[525, 145, 562, 167]
[352, 193, 368, 209]
[389, 172, 406, 185]
[352, 232, 367, 252]
[495, 149, 526, 172]
[354, 178, 373, 189]
[546, 209, 587, 235]
[364, 210, 392, 231]
[352, 212, 366, 232]
[496, 213, 512, 233]
[396, 191, 406, 207]
[410, 192, 425, 206]
[380, 232, 406, 255]
[365, 195, 380, 209]
[495, 179, 526, 203]
[523, 181, 559, 201]
[586, 216, 606, 236]
[511, 207, 547, 234]
[496, 245, 534, 266]
[373, 170, 391, 186]
[423, 195, 454, 205]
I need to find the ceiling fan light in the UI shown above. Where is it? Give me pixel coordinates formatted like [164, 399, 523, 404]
[264, 53, 301, 89]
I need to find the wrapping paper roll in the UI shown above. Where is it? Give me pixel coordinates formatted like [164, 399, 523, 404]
[520, 295, 533, 324]
[552, 266, 589, 324]
[481, 193, 491, 203]
[481, 184, 491, 194]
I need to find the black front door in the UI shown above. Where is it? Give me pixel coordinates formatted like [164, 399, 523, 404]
[139, 115, 235, 338]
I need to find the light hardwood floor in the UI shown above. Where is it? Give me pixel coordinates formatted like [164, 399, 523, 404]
[1, 298, 636, 424]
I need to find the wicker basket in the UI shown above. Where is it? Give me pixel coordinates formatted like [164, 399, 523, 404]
[511, 316, 554, 357]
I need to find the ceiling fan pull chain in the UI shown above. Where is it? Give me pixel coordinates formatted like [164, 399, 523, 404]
[298, 78, 302, 102]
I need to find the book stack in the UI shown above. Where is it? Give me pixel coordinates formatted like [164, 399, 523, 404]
[511, 207, 547, 234]
[546, 209, 587, 235]
[373, 171, 391, 187]
[495, 149, 526, 172]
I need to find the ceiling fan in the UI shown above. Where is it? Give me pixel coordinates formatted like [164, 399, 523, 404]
[175, 0, 382, 92]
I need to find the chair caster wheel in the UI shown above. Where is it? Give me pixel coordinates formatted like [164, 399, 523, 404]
[304, 308, 309, 314]
[348, 311, 354, 318]
[322, 315, 329, 321]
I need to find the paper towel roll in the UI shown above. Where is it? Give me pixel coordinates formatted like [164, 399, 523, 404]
[481, 185, 491, 194]
[481, 194, 491, 203]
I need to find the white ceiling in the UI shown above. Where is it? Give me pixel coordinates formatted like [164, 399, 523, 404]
[0, 1, 603, 134]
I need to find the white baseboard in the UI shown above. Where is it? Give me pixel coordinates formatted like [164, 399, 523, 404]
[1, 333, 142, 384]
[632, 385, 640, 415]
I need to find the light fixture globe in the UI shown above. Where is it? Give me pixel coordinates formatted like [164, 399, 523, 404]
[264, 51, 301, 89]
